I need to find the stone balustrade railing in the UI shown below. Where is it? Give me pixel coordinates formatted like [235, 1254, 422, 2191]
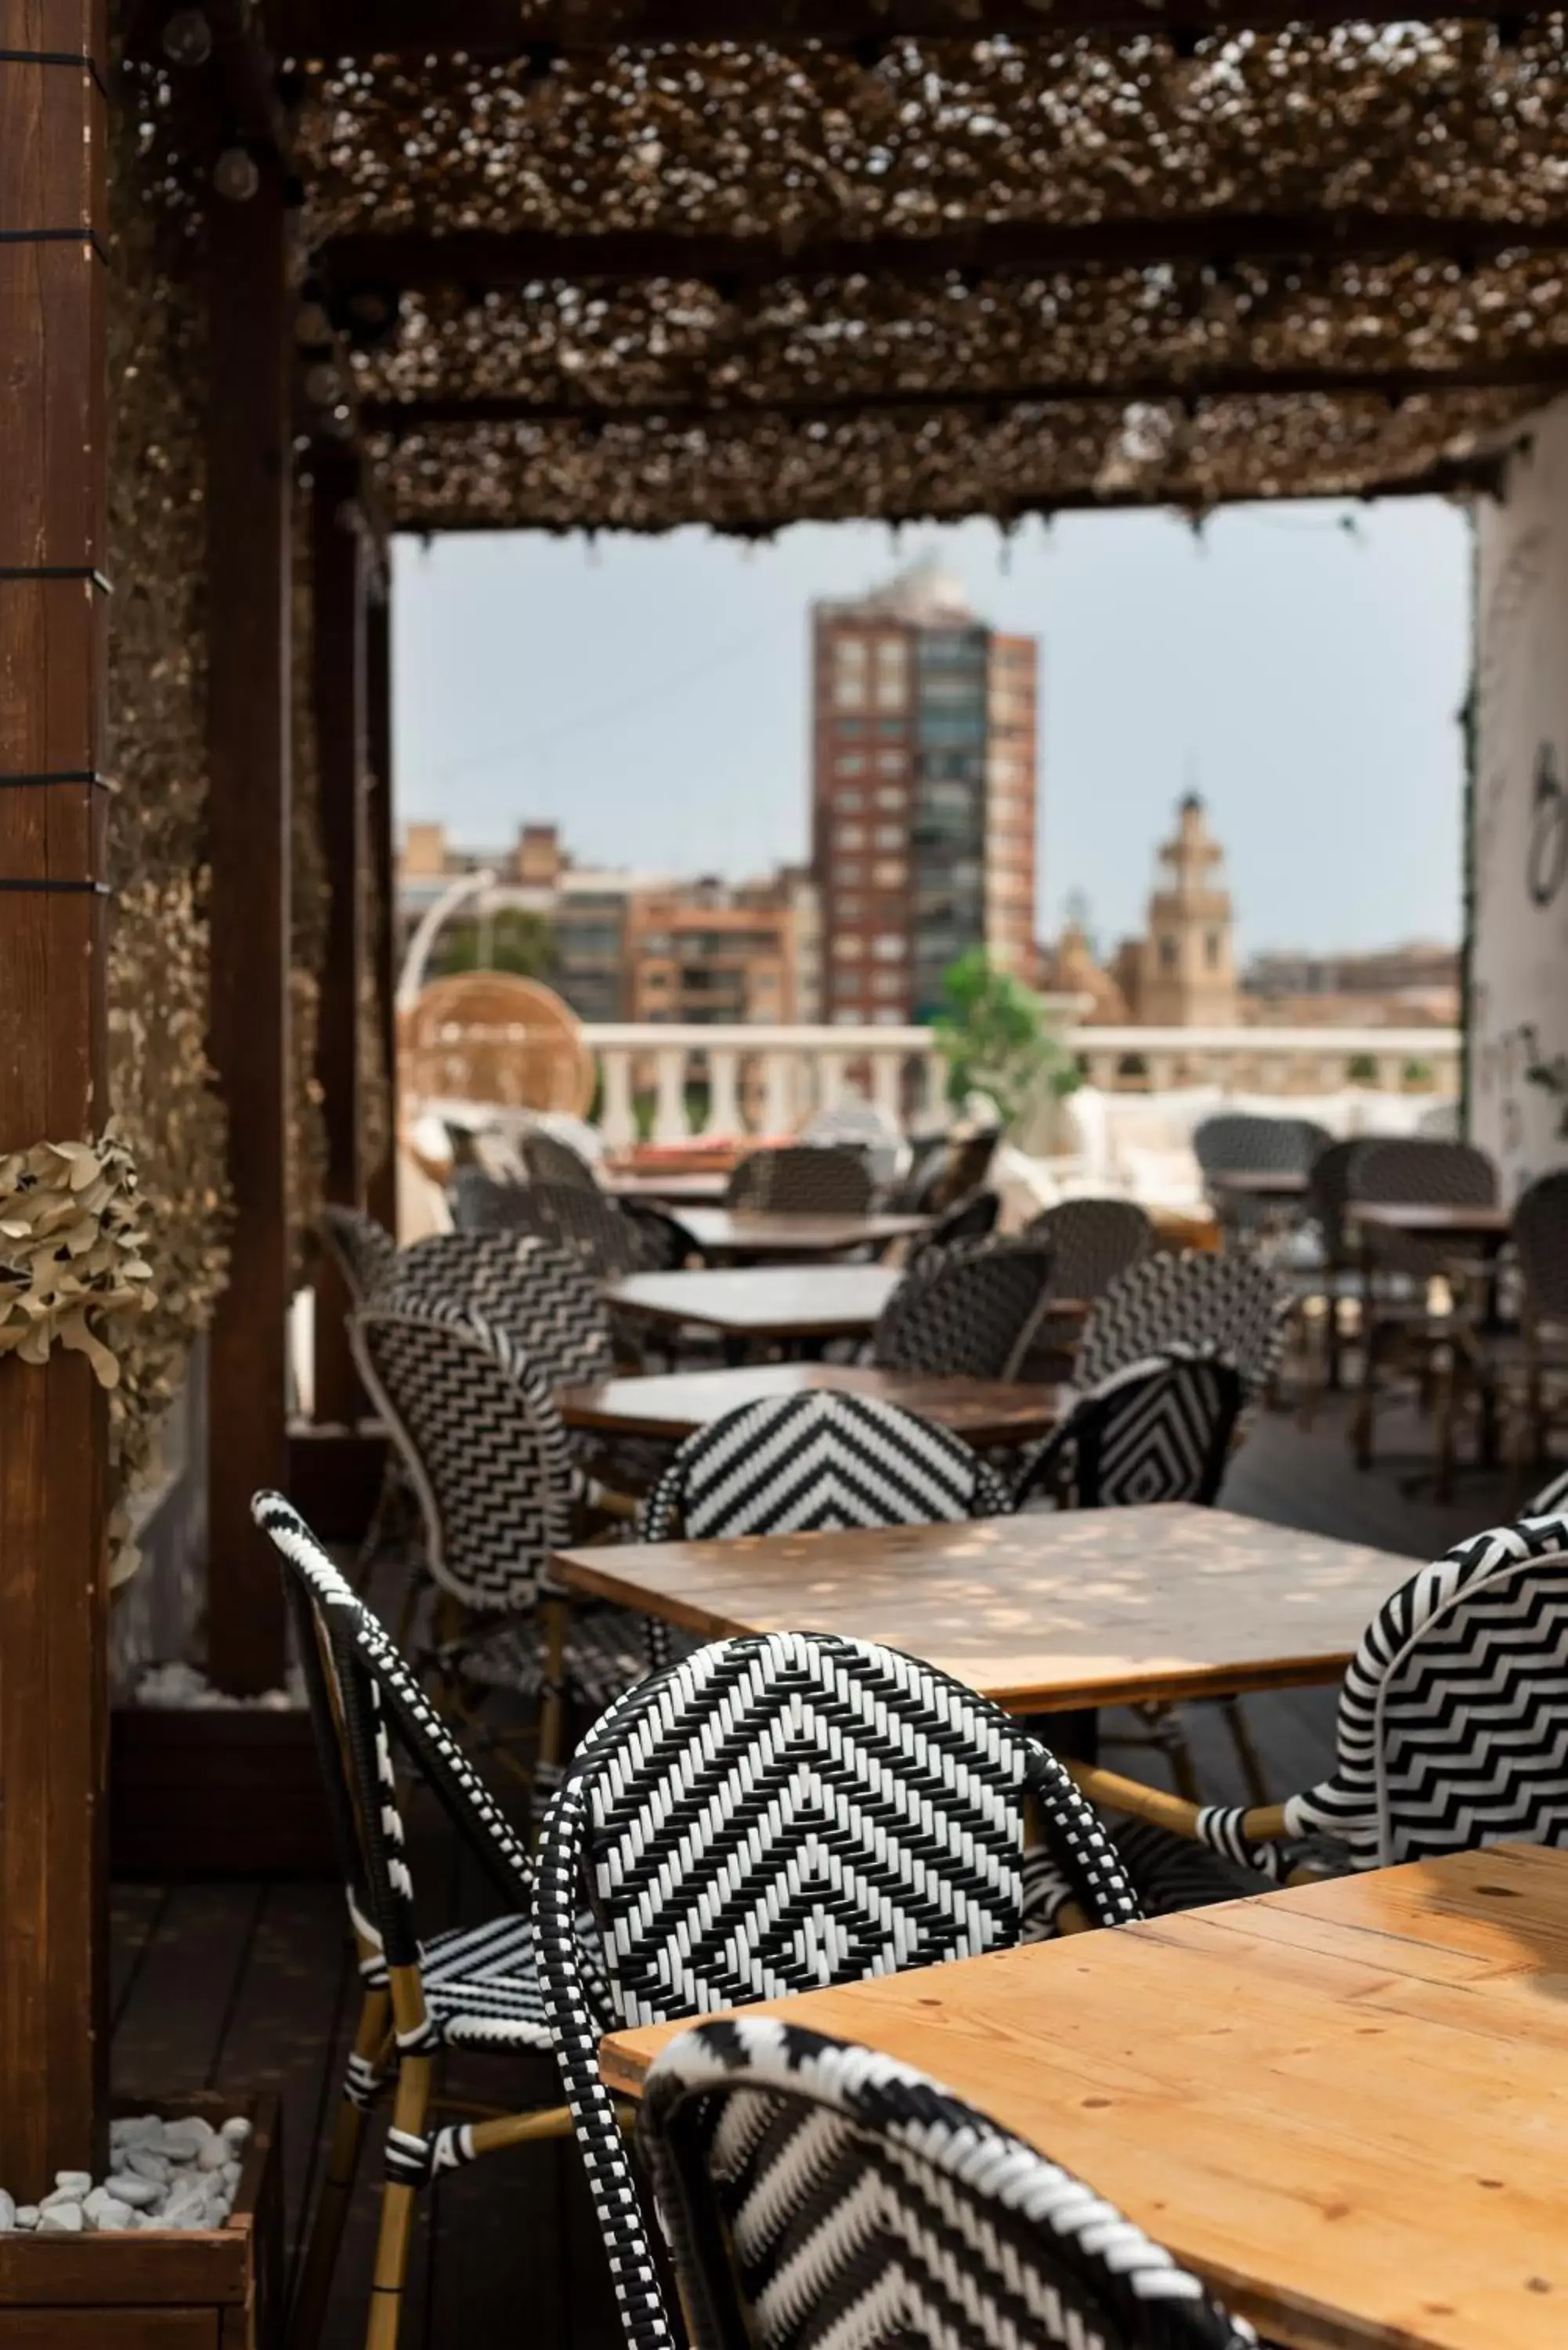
[579, 1020, 1461, 1146]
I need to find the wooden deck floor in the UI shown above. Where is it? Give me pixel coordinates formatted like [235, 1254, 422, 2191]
[109, 1394, 1540, 2349]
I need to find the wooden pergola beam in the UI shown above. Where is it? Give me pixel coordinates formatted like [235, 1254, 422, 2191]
[325, 213, 1568, 295]
[363, 352, 1568, 435]
[0, 0, 112, 2194]
[273, 0, 1530, 54]
[204, 154, 294, 1697]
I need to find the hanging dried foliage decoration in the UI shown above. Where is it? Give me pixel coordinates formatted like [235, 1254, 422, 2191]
[296, 22, 1568, 526]
[105, 59, 231, 1557]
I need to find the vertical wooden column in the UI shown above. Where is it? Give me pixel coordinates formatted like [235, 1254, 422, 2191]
[312, 453, 369, 1423]
[204, 159, 293, 1694]
[366, 571, 399, 1235]
[0, 0, 111, 2190]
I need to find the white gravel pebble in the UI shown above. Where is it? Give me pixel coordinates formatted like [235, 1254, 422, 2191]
[155, 2117, 215, 2159]
[0, 2192, 15, 2232]
[83, 2189, 135, 2231]
[196, 2138, 230, 2173]
[40, 2184, 86, 2211]
[54, 2171, 93, 2196]
[14, 2207, 38, 2231]
[110, 2116, 163, 2149]
[125, 2149, 171, 2184]
[104, 2174, 161, 2210]
[219, 2116, 252, 2146]
[38, 2203, 84, 2233]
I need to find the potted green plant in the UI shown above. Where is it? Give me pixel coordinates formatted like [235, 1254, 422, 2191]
[930, 950, 1081, 1137]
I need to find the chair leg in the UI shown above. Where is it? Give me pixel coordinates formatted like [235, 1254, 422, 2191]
[1134, 1703, 1201, 1802]
[1219, 1697, 1270, 1810]
[365, 2050, 433, 2350]
[289, 1987, 391, 2350]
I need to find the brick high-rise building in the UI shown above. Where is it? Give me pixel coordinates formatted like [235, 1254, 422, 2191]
[811, 560, 1039, 1026]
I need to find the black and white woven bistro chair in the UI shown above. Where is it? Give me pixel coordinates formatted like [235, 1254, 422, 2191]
[251, 1494, 567, 2350]
[872, 1234, 1057, 1383]
[535, 1630, 1143, 2350]
[1192, 1113, 1328, 1249]
[520, 1123, 601, 1189]
[905, 1185, 1000, 1267]
[1074, 1252, 1288, 1408]
[350, 1289, 648, 1775]
[320, 1203, 399, 1304]
[1013, 1353, 1256, 1806]
[639, 2016, 1256, 2350]
[1013, 1197, 1154, 1381]
[638, 1387, 1013, 1543]
[1068, 1505, 1568, 1893]
[726, 1144, 874, 1217]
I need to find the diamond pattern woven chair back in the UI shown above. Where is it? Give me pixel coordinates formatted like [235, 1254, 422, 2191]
[1075, 1252, 1288, 1403]
[1192, 1113, 1324, 1178]
[640, 2017, 1257, 2350]
[873, 1234, 1056, 1382]
[535, 1630, 1142, 2350]
[1026, 1197, 1152, 1303]
[1515, 1170, 1568, 1323]
[638, 1388, 1013, 1542]
[448, 1162, 524, 1233]
[520, 1126, 599, 1189]
[320, 1204, 399, 1303]
[726, 1144, 874, 1215]
[351, 1295, 576, 1612]
[386, 1229, 614, 1389]
[1349, 1137, 1498, 1279]
[1198, 1509, 1568, 1878]
[1017, 1353, 1245, 1509]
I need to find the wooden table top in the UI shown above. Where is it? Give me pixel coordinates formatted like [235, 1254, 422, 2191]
[1353, 1201, 1512, 1238]
[556, 1362, 1063, 1447]
[551, 1502, 1412, 1712]
[606, 1264, 901, 1339]
[671, 1209, 929, 1259]
[600, 1170, 730, 1205]
[1207, 1169, 1310, 1197]
[600, 1844, 1568, 2350]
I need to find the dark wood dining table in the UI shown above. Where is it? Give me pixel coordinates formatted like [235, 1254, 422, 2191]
[556, 1361, 1062, 1449]
[606, 1264, 901, 1347]
[666, 1208, 929, 1262]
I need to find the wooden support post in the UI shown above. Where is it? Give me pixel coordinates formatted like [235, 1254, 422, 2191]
[0, 0, 112, 2191]
[312, 454, 369, 1423]
[366, 573, 399, 1236]
[204, 159, 294, 1694]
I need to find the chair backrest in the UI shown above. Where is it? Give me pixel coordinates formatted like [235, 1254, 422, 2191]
[388, 1229, 614, 1387]
[536, 1632, 1141, 2350]
[640, 2018, 1256, 2350]
[251, 1492, 536, 1987]
[319, 1204, 399, 1303]
[909, 1185, 999, 1264]
[1304, 1136, 1364, 1264]
[873, 1235, 1057, 1382]
[1514, 1170, 1568, 1324]
[1026, 1197, 1151, 1303]
[934, 1129, 999, 1209]
[1018, 1353, 1245, 1509]
[1191, 1113, 1321, 1178]
[448, 1162, 523, 1233]
[1075, 1252, 1287, 1401]
[350, 1295, 576, 1611]
[638, 1388, 1013, 1542]
[1349, 1137, 1498, 1278]
[480, 1174, 646, 1279]
[726, 1144, 874, 1216]
[521, 1125, 600, 1190]
[883, 1135, 950, 1214]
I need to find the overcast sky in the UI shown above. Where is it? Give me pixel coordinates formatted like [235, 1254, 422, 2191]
[393, 496, 1471, 959]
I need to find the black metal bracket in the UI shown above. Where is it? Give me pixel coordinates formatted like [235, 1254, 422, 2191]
[0, 566, 113, 593]
[0, 772, 111, 790]
[0, 49, 110, 97]
[0, 879, 111, 895]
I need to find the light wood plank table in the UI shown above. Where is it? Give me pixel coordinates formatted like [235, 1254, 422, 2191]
[552, 1502, 1412, 1715]
[557, 1362, 1062, 1450]
[602, 1844, 1568, 2350]
[669, 1209, 929, 1261]
[606, 1265, 901, 1345]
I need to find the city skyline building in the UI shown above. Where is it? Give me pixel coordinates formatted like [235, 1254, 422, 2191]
[811, 559, 1039, 1027]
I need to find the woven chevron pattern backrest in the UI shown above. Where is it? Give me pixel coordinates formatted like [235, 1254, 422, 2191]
[351, 1296, 576, 1610]
[447, 1162, 526, 1233]
[253, 1492, 536, 1982]
[1275, 1513, 1568, 1869]
[1075, 1253, 1287, 1401]
[641, 2019, 1256, 2350]
[1515, 1170, 1568, 1323]
[1305, 1137, 1364, 1263]
[1024, 1354, 1243, 1509]
[1192, 1114, 1323, 1177]
[548, 1633, 1133, 2030]
[388, 1230, 614, 1386]
[873, 1235, 1056, 1382]
[1349, 1137, 1498, 1278]
[507, 1178, 648, 1278]
[320, 1204, 399, 1303]
[521, 1126, 600, 1189]
[638, 1390, 1012, 1542]
[726, 1145, 874, 1215]
[1026, 1198, 1152, 1303]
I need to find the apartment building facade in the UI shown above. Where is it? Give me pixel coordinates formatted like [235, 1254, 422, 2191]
[811, 561, 1039, 1026]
